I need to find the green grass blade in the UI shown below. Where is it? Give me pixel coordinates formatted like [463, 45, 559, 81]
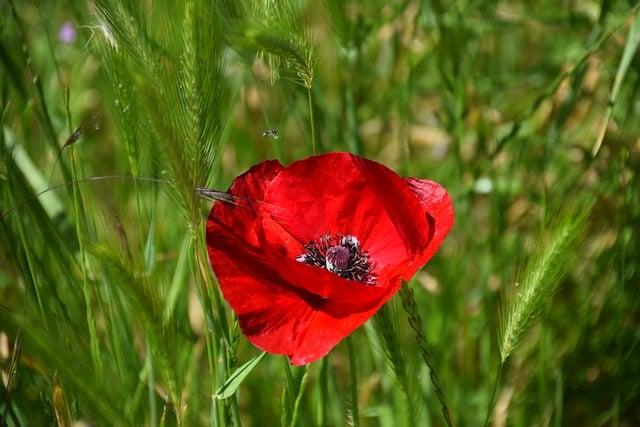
[215, 351, 267, 400]
[593, 5, 640, 155]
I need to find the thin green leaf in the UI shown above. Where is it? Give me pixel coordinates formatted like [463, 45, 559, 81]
[593, 6, 640, 155]
[215, 352, 268, 399]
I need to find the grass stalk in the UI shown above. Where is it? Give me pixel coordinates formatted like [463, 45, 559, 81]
[399, 283, 455, 427]
[204, 327, 219, 427]
[346, 337, 359, 427]
[62, 78, 102, 375]
[372, 303, 418, 427]
[307, 87, 316, 154]
[499, 200, 592, 362]
[146, 339, 158, 427]
[69, 147, 102, 374]
[483, 362, 504, 427]
[189, 231, 221, 426]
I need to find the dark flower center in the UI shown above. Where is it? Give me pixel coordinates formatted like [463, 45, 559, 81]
[296, 234, 376, 285]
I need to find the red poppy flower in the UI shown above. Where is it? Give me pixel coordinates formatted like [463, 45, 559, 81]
[206, 152, 453, 365]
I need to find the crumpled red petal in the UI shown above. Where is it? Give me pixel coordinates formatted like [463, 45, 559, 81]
[393, 178, 455, 281]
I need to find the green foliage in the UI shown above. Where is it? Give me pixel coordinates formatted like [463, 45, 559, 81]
[216, 351, 267, 400]
[593, 5, 640, 154]
[242, 0, 315, 89]
[371, 300, 420, 427]
[1, 0, 640, 426]
[499, 198, 593, 362]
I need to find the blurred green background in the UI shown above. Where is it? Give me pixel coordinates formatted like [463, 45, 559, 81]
[1, 0, 639, 426]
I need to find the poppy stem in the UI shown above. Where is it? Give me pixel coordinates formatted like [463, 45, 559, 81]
[289, 365, 310, 427]
[307, 87, 316, 154]
[399, 283, 455, 427]
[346, 336, 360, 427]
[318, 357, 329, 426]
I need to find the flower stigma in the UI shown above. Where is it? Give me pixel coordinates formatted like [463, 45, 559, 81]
[296, 234, 376, 285]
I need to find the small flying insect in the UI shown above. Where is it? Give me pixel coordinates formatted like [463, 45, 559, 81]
[262, 128, 279, 140]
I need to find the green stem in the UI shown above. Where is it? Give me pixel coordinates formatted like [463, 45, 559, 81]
[399, 283, 454, 427]
[373, 305, 417, 427]
[133, 178, 147, 259]
[199, 232, 240, 425]
[317, 358, 329, 427]
[307, 87, 316, 154]
[346, 337, 359, 427]
[203, 324, 219, 427]
[146, 339, 158, 427]
[70, 146, 102, 374]
[483, 362, 503, 427]
[124, 362, 148, 420]
[63, 81, 101, 375]
[289, 365, 310, 427]
[195, 225, 231, 343]
[193, 224, 239, 425]
[190, 231, 220, 426]
[344, 84, 361, 156]
[281, 360, 296, 424]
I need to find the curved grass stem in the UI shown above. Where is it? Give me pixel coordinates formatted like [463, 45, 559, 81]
[483, 362, 504, 427]
[399, 283, 455, 427]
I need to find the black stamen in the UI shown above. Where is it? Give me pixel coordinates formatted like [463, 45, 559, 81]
[296, 234, 376, 285]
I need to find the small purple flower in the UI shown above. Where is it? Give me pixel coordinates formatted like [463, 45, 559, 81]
[58, 21, 76, 44]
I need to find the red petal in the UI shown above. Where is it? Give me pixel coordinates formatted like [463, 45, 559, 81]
[206, 154, 453, 365]
[263, 152, 430, 273]
[391, 178, 454, 280]
[207, 217, 398, 364]
[211, 159, 284, 248]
